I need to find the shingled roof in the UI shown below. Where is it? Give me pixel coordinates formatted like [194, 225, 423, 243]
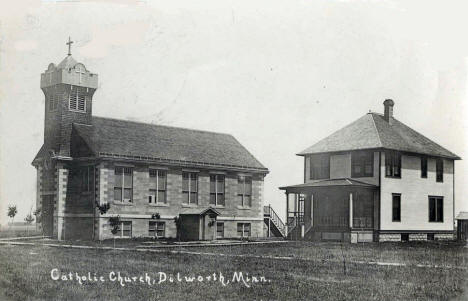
[71, 117, 268, 172]
[298, 113, 460, 159]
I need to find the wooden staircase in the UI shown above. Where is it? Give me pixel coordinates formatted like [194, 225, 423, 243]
[264, 205, 286, 238]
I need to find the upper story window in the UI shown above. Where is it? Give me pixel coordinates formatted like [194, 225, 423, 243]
[149, 169, 166, 204]
[182, 172, 198, 205]
[385, 151, 401, 178]
[351, 151, 373, 178]
[114, 167, 133, 203]
[436, 158, 443, 182]
[48, 94, 59, 111]
[210, 174, 225, 206]
[429, 196, 443, 222]
[310, 154, 330, 180]
[421, 156, 428, 178]
[237, 176, 252, 207]
[69, 89, 86, 112]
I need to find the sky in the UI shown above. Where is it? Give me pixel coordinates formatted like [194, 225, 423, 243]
[0, 0, 467, 225]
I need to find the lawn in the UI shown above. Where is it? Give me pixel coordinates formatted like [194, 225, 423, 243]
[0, 241, 466, 301]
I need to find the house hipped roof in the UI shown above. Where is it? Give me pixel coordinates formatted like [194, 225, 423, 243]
[71, 117, 268, 172]
[279, 178, 377, 190]
[298, 113, 460, 159]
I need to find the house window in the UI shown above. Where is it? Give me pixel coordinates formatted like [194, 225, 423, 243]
[310, 154, 330, 180]
[118, 221, 132, 237]
[385, 151, 401, 178]
[148, 169, 166, 204]
[351, 151, 373, 178]
[237, 223, 251, 237]
[48, 94, 59, 111]
[210, 175, 225, 206]
[182, 172, 198, 205]
[436, 158, 443, 182]
[216, 222, 224, 239]
[392, 194, 401, 222]
[237, 176, 252, 207]
[80, 166, 94, 192]
[149, 221, 165, 238]
[421, 156, 427, 178]
[69, 89, 86, 112]
[429, 196, 443, 222]
[114, 167, 133, 203]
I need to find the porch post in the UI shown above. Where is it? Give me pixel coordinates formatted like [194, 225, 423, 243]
[349, 192, 353, 229]
[286, 192, 289, 224]
[310, 194, 314, 227]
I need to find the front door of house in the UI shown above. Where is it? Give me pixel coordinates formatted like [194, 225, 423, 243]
[201, 214, 217, 240]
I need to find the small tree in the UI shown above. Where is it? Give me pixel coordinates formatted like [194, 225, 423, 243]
[7, 205, 17, 228]
[24, 213, 34, 235]
[108, 215, 121, 249]
[33, 209, 43, 237]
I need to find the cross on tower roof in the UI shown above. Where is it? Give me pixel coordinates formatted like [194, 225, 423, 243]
[66, 37, 74, 56]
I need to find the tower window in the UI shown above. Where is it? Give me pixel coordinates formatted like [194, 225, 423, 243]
[69, 89, 86, 112]
[48, 94, 59, 111]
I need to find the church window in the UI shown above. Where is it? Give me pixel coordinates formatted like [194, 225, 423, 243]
[210, 174, 225, 206]
[148, 169, 166, 204]
[237, 176, 252, 207]
[114, 167, 133, 203]
[182, 172, 198, 205]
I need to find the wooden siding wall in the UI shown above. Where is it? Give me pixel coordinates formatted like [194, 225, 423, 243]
[380, 153, 454, 231]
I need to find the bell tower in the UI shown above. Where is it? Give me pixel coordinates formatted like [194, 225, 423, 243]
[40, 37, 98, 157]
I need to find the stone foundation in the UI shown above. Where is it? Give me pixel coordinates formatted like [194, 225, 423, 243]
[409, 233, 426, 241]
[434, 233, 454, 241]
[378, 233, 401, 242]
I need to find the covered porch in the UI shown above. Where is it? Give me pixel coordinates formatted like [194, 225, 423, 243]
[279, 178, 379, 242]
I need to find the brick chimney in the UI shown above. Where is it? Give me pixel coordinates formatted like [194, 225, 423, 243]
[383, 99, 394, 124]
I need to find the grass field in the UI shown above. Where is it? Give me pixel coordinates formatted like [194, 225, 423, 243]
[0, 240, 466, 301]
[0, 229, 41, 239]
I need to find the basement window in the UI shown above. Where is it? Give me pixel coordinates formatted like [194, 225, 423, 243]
[237, 223, 251, 238]
[149, 221, 165, 238]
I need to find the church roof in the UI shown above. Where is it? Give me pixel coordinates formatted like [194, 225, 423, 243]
[298, 113, 460, 159]
[71, 117, 268, 172]
[56, 55, 79, 69]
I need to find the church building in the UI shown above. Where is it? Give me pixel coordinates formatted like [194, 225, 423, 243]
[32, 40, 269, 241]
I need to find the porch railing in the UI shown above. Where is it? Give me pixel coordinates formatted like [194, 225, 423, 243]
[264, 205, 286, 237]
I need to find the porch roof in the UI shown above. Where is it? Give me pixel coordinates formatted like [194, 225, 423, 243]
[179, 207, 221, 216]
[456, 212, 468, 220]
[279, 178, 377, 190]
